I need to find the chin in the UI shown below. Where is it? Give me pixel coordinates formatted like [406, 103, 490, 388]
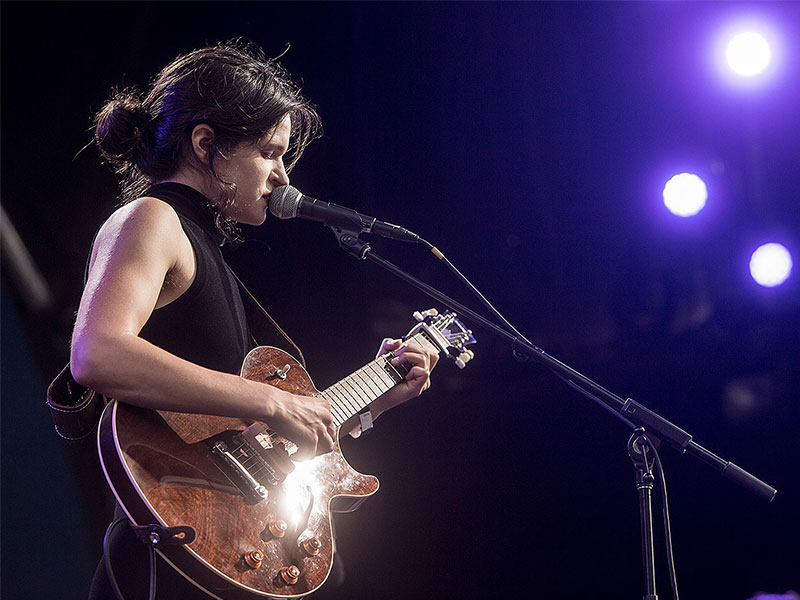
[240, 215, 267, 227]
[228, 208, 267, 227]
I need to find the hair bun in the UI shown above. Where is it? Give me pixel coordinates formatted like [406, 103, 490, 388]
[94, 90, 151, 163]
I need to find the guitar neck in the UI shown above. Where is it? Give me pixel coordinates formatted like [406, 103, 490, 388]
[322, 331, 437, 427]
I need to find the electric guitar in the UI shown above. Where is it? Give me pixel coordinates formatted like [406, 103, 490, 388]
[98, 310, 476, 599]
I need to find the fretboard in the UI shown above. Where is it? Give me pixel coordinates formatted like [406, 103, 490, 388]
[323, 331, 437, 427]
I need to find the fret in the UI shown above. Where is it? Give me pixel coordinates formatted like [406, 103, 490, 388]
[339, 378, 365, 407]
[323, 355, 402, 427]
[320, 316, 473, 428]
[361, 364, 391, 393]
[323, 387, 355, 427]
[353, 369, 383, 397]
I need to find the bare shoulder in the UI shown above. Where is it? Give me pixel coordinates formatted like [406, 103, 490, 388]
[89, 196, 194, 293]
[96, 196, 182, 244]
[92, 197, 188, 262]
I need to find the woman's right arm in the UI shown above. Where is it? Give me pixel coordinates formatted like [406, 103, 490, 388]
[70, 197, 335, 458]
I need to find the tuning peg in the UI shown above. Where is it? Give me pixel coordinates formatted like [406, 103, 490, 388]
[454, 350, 474, 369]
[413, 308, 439, 322]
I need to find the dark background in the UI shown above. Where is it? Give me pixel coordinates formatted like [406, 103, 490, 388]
[2, 2, 798, 599]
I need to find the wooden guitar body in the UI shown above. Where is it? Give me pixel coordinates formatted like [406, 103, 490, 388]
[98, 311, 475, 599]
[98, 346, 379, 599]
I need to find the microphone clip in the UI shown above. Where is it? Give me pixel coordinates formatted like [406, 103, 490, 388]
[334, 229, 371, 260]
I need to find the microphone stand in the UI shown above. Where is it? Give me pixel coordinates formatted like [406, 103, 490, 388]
[334, 230, 777, 599]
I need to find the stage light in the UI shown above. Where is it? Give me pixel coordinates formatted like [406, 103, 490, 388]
[749, 243, 793, 287]
[726, 31, 771, 77]
[662, 173, 707, 217]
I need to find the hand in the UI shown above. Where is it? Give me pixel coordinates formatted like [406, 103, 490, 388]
[266, 389, 336, 461]
[376, 338, 439, 408]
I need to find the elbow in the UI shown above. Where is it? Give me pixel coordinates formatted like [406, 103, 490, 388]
[69, 339, 101, 390]
[69, 332, 117, 392]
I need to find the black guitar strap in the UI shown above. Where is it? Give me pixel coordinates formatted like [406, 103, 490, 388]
[228, 268, 307, 369]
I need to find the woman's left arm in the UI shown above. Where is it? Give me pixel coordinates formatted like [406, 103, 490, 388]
[340, 338, 439, 438]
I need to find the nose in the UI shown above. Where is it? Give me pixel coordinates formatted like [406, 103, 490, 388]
[270, 159, 290, 187]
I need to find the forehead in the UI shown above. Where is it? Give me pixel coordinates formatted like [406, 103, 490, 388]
[258, 114, 292, 148]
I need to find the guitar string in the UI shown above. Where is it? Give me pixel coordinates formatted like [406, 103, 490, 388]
[322, 328, 436, 423]
[330, 379, 362, 416]
[325, 392, 348, 424]
[354, 368, 383, 398]
[232, 328, 456, 484]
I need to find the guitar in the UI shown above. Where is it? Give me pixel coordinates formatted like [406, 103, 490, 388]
[98, 310, 475, 599]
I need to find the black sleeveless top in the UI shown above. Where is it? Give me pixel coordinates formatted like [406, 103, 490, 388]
[138, 182, 252, 374]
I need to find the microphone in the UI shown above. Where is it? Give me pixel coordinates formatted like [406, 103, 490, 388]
[268, 185, 420, 243]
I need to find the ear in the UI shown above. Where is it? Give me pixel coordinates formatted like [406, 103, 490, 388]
[190, 123, 215, 162]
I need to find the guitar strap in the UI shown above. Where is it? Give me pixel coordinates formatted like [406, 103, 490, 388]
[229, 268, 307, 369]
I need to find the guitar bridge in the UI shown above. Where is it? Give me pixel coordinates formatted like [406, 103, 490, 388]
[210, 424, 295, 505]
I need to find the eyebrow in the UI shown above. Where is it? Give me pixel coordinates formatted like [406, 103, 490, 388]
[259, 139, 288, 153]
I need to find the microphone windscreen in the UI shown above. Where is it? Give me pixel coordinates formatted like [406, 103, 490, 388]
[269, 185, 303, 219]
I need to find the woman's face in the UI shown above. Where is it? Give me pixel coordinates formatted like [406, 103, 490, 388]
[215, 114, 291, 226]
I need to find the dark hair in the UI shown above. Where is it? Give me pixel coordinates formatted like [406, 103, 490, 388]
[94, 40, 321, 240]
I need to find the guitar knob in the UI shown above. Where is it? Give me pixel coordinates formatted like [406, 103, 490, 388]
[243, 549, 264, 569]
[300, 536, 322, 556]
[280, 565, 300, 585]
[267, 519, 288, 539]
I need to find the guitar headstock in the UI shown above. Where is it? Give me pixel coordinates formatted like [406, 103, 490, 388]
[410, 308, 477, 369]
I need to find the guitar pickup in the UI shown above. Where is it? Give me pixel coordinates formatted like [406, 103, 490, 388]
[211, 441, 270, 505]
[210, 424, 296, 505]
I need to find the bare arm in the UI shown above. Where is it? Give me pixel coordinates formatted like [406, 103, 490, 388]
[70, 198, 334, 458]
[340, 338, 439, 438]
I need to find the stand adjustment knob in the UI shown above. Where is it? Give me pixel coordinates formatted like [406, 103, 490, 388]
[280, 565, 300, 584]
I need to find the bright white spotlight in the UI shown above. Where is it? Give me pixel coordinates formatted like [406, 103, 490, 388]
[726, 31, 771, 77]
[750, 243, 793, 287]
[662, 173, 707, 217]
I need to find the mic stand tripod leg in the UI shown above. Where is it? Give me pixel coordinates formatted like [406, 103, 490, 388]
[628, 427, 658, 600]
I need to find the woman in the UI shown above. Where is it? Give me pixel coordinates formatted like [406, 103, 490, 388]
[73, 40, 438, 599]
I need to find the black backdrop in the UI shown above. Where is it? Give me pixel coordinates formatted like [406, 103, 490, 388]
[2, 2, 799, 599]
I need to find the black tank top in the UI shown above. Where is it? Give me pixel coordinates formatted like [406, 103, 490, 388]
[138, 182, 251, 374]
[88, 182, 255, 600]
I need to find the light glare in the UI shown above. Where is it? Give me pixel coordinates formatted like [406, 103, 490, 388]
[749, 243, 793, 287]
[726, 31, 771, 76]
[662, 173, 707, 217]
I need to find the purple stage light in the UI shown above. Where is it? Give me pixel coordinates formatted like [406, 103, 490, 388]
[749, 243, 793, 287]
[662, 173, 707, 217]
[710, 16, 784, 90]
[726, 31, 771, 77]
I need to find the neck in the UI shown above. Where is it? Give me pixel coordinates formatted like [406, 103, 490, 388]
[158, 167, 216, 205]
